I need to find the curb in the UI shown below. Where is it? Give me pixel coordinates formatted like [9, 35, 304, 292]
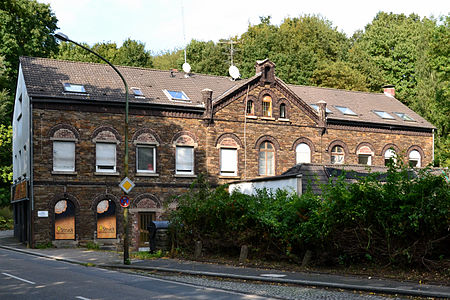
[102, 264, 450, 299]
[1, 244, 449, 299]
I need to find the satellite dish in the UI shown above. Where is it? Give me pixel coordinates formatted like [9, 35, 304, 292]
[229, 65, 240, 80]
[182, 62, 191, 73]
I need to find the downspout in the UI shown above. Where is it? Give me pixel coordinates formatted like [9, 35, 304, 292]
[432, 129, 435, 164]
[29, 99, 34, 248]
[243, 85, 250, 179]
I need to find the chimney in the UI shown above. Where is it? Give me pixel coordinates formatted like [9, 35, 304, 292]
[382, 85, 395, 97]
[202, 88, 213, 121]
[317, 100, 327, 128]
[170, 69, 178, 78]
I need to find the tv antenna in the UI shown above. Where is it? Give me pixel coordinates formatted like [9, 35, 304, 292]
[181, 0, 191, 74]
[219, 39, 240, 80]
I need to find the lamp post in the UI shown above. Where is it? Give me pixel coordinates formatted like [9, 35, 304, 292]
[54, 32, 131, 264]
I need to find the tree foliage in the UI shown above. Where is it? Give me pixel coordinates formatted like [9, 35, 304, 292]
[54, 38, 153, 68]
[0, 0, 58, 87]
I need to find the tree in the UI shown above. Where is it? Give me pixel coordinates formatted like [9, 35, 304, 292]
[311, 61, 368, 91]
[182, 40, 229, 76]
[153, 49, 183, 71]
[0, 56, 11, 207]
[349, 12, 434, 103]
[54, 39, 153, 68]
[0, 0, 58, 87]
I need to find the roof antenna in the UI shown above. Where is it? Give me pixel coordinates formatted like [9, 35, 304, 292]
[181, 0, 191, 76]
[219, 39, 240, 80]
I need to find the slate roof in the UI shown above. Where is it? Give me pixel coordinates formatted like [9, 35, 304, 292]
[287, 85, 435, 129]
[20, 56, 434, 130]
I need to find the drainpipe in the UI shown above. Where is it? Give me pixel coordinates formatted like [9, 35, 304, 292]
[29, 99, 34, 248]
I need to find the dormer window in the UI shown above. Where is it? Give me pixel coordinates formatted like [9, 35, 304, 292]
[395, 112, 415, 122]
[63, 83, 86, 93]
[335, 106, 357, 116]
[373, 110, 395, 119]
[163, 89, 190, 102]
[131, 87, 144, 98]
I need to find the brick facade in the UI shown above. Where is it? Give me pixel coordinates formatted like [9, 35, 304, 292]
[15, 57, 434, 249]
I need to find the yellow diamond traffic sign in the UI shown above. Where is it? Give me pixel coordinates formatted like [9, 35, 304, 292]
[119, 177, 135, 194]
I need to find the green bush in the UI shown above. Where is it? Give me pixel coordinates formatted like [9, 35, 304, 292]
[0, 215, 13, 230]
[170, 165, 449, 268]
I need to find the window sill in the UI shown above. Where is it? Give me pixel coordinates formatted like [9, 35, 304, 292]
[136, 172, 159, 177]
[278, 118, 290, 122]
[94, 172, 119, 176]
[219, 175, 241, 179]
[174, 174, 196, 178]
[52, 171, 77, 175]
[261, 117, 275, 121]
[245, 115, 257, 119]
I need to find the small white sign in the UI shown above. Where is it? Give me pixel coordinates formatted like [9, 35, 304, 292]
[37, 211, 48, 218]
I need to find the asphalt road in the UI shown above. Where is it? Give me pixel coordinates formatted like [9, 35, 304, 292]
[0, 248, 270, 300]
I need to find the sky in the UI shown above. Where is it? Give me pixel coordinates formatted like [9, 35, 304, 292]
[38, 0, 449, 54]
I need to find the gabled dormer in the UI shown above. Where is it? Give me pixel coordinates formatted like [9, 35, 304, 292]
[255, 59, 276, 84]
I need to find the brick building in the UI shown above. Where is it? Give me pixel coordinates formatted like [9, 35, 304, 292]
[11, 57, 435, 249]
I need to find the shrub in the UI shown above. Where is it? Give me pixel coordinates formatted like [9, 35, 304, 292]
[169, 164, 449, 269]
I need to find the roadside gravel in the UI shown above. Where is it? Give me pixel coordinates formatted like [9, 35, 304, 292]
[147, 273, 408, 300]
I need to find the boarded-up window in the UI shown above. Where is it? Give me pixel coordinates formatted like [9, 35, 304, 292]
[97, 200, 116, 239]
[54, 200, 75, 240]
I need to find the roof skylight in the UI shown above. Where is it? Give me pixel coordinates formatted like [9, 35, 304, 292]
[63, 83, 86, 93]
[163, 89, 190, 102]
[131, 87, 144, 97]
[394, 112, 415, 121]
[310, 104, 333, 114]
[335, 105, 357, 116]
[373, 110, 395, 119]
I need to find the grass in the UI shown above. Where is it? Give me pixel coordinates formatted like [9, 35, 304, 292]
[130, 249, 167, 260]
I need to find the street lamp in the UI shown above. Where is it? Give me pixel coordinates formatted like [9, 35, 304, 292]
[54, 32, 131, 264]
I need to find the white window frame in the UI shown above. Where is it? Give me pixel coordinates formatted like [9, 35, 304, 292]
[96, 142, 116, 173]
[384, 149, 397, 165]
[176, 146, 194, 175]
[136, 145, 156, 173]
[408, 150, 421, 167]
[53, 140, 76, 172]
[296, 143, 311, 164]
[220, 148, 237, 176]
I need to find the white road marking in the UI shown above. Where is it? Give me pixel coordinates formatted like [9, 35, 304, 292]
[2, 272, 36, 285]
[259, 274, 287, 278]
[75, 296, 91, 300]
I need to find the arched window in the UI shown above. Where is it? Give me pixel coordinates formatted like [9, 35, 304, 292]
[331, 146, 345, 164]
[357, 145, 373, 165]
[408, 150, 421, 167]
[246, 100, 254, 115]
[259, 141, 275, 175]
[54, 200, 75, 240]
[384, 149, 396, 166]
[279, 103, 286, 119]
[296, 143, 311, 164]
[262, 95, 272, 117]
[97, 199, 116, 239]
